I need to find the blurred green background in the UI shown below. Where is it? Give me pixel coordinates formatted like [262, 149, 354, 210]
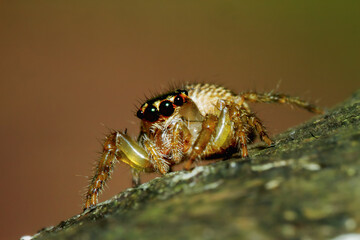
[0, 1, 359, 239]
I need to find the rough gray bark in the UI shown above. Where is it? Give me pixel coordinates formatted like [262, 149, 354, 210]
[32, 90, 360, 240]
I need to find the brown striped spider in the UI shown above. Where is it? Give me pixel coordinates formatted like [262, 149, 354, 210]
[84, 83, 322, 210]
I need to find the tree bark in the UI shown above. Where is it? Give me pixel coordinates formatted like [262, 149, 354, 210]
[32, 89, 360, 240]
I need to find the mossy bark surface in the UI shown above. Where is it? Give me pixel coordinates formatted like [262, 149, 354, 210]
[33, 90, 360, 240]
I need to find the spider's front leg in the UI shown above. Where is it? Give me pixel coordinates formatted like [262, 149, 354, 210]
[83, 132, 153, 210]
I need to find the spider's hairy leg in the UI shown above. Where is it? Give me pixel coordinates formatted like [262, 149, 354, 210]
[83, 132, 152, 210]
[215, 100, 260, 158]
[247, 114, 273, 146]
[226, 102, 253, 157]
[239, 92, 324, 114]
[238, 130, 249, 157]
[84, 133, 118, 210]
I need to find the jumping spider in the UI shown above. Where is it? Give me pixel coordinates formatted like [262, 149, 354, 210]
[84, 83, 322, 210]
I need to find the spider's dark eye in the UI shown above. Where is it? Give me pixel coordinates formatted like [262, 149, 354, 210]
[136, 109, 144, 119]
[144, 105, 159, 122]
[159, 100, 174, 117]
[174, 95, 184, 106]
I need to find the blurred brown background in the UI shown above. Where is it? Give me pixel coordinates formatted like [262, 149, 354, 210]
[0, 1, 359, 239]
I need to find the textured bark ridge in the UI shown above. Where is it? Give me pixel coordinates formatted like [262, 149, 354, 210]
[33, 90, 360, 240]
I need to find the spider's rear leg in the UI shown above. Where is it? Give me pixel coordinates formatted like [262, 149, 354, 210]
[223, 101, 273, 156]
[239, 92, 323, 114]
[247, 115, 273, 146]
[83, 132, 152, 210]
[225, 101, 273, 157]
[237, 91, 323, 145]
[219, 100, 252, 158]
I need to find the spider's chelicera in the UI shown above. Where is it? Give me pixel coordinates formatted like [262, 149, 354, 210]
[84, 83, 322, 210]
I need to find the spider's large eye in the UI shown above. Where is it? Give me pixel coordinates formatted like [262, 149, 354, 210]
[144, 105, 159, 122]
[174, 95, 184, 106]
[136, 109, 144, 119]
[159, 100, 174, 117]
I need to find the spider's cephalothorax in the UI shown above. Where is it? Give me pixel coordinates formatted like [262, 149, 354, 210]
[84, 83, 323, 210]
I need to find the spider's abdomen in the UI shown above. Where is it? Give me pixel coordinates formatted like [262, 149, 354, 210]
[185, 83, 235, 116]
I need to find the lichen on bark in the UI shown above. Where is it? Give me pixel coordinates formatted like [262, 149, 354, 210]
[32, 89, 360, 240]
